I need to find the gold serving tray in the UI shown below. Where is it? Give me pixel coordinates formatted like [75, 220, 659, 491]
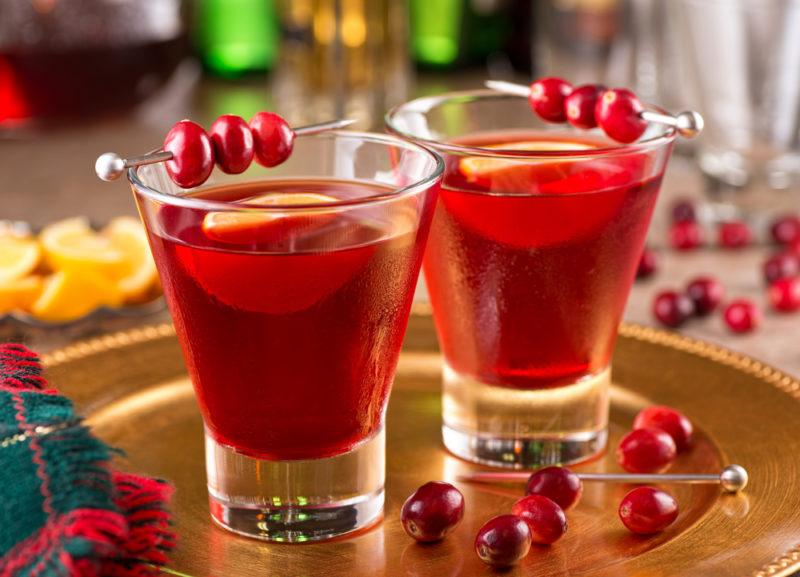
[43, 308, 800, 577]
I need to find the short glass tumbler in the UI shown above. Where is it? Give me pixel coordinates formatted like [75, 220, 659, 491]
[129, 131, 442, 541]
[387, 91, 675, 468]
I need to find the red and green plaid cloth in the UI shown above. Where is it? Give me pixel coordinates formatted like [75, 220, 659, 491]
[0, 344, 175, 577]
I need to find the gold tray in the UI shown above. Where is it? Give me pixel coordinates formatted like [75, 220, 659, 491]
[43, 309, 800, 577]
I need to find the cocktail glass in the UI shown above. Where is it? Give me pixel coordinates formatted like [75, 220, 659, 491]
[128, 131, 442, 541]
[387, 90, 675, 468]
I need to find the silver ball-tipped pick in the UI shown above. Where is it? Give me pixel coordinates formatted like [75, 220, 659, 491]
[95, 152, 126, 182]
[719, 464, 748, 493]
[676, 110, 704, 138]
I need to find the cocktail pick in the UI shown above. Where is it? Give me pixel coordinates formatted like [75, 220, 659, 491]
[457, 464, 749, 493]
[484, 80, 704, 139]
[94, 118, 357, 182]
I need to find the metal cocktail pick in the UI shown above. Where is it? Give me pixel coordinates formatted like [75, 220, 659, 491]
[484, 80, 704, 139]
[94, 118, 357, 182]
[457, 464, 749, 493]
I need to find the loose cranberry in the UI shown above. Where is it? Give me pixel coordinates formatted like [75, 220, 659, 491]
[250, 111, 296, 168]
[528, 77, 573, 123]
[669, 221, 704, 250]
[595, 88, 647, 143]
[633, 406, 693, 452]
[209, 114, 254, 174]
[525, 466, 583, 511]
[564, 84, 605, 129]
[617, 427, 677, 473]
[718, 221, 752, 249]
[511, 495, 567, 545]
[162, 120, 214, 188]
[788, 238, 800, 255]
[474, 515, 531, 568]
[619, 487, 679, 535]
[763, 252, 800, 284]
[768, 277, 800, 312]
[636, 247, 658, 279]
[685, 276, 724, 316]
[652, 291, 694, 328]
[723, 299, 760, 333]
[671, 199, 697, 223]
[400, 481, 465, 542]
[770, 214, 800, 245]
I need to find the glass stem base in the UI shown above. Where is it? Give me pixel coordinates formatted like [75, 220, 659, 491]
[205, 427, 385, 542]
[442, 364, 609, 468]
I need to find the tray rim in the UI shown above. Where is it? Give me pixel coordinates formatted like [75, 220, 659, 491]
[39, 307, 800, 577]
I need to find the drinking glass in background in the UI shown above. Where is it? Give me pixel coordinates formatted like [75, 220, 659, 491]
[129, 131, 442, 541]
[387, 91, 675, 468]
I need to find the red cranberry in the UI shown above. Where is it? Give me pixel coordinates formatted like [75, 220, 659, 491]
[636, 247, 658, 279]
[163, 120, 214, 188]
[764, 252, 800, 284]
[511, 495, 567, 545]
[768, 277, 800, 312]
[400, 481, 465, 542]
[250, 111, 296, 168]
[723, 299, 760, 333]
[770, 214, 800, 245]
[525, 466, 583, 511]
[619, 487, 679, 534]
[595, 88, 647, 143]
[617, 427, 677, 473]
[788, 238, 800, 255]
[652, 291, 694, 328]
[474, 515, 531, 568]
[718, 221, 752, 249]
[685, 276, 724, 316]
[669, 221, 704, 250]
[564, 84, 605, 129]
[528, 77, 573, 123]
[209, 114, 254, 174]
[671, 199, 697, 223]
[633, 406, 693, 452]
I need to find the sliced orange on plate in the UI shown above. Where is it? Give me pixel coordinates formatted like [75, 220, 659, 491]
[31, 269, 123, 322]
[103, 217, 158, 302]
[0, 276, 44, 314]
[39, 217, 128, 279]
[0, 235, 41, 283]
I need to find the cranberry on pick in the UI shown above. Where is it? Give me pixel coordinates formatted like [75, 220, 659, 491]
[511, 495, 567, 545]
[636, 247, 658, 279]
[723, 299, 760, 333]
[617, 427, 677, 473]
[652, 290, 694, 328]
[163, 120, 215, 188]
[400, 481, 465, 542]
[718, 221, 752, 249]
[475, 515, 531, 568]
[595, 88, 647, 144]
[768, 277, 800, 312]
[528, 77, 573, 123]
[564, 84, 605, 129]
[209, 114, 254, 174]
[671, 200, 697, 223]
[770, 214, 800, 245]
[763, 252, 800, 284]
[685, 276, 724, 316]
[525, 466, 583, 511]
[619, 487, 679, 535]
[250, 111, 296, 168]
[633, 406, 693, 452]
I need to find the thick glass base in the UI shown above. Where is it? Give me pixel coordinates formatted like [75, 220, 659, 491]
[442, 364, 609, 468]
[205, 428, 385, 542]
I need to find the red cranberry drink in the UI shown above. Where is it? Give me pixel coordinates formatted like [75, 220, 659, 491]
[387, 81, 682, 467]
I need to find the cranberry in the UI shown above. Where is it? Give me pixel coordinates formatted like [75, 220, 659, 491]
[619, 487, 679, 534]
[250, 111, 296, 168]
[525, 466, 583, 511]
[400, 481, 465, 542]
[671, 199, 697, 223]
[595, 88, 647, 143]
[564, 84, 605, 129]
[652, 291, 694, 328]
[788, 238, 800, 256]
[763, 252, 800, 284]
[770, 214, 800, 245]
[511, 495, 567, 545]
[669, 221, 704, 250]
[718, 221, 752, 249]
[528, 77, 573, 123]
[685, 276, 724, 316]
[209, 114, 254, 174]
[474, 515, 531, 568]
[768, 277, 800, 312]
[723, 299, 760, 333]
[617, 427, 677, 473]
[633, 406, 693, 452]
[636, 247, 658, 279]
[162, 120, 214, 188]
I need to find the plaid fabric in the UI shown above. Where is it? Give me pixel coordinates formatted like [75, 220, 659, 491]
[0, 344, 175, 577]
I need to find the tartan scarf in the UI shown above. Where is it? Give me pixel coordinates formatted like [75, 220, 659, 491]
[0, 344, 175, 577]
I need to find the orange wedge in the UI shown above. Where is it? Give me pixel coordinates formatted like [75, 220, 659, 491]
[31, 270, 123, 323]
[0, 236, 41, 283]
[103, 217, 159, 302]
[0, 276, 44, 314]
[40, 217, 127, 279]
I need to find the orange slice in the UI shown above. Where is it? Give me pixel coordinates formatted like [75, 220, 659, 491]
[31, 269, 123, 322]
[39, 217, 127, 279]
[0, 236, 41, 283]
[103, 217, 159, 302]
[0, 276, 44, 314]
